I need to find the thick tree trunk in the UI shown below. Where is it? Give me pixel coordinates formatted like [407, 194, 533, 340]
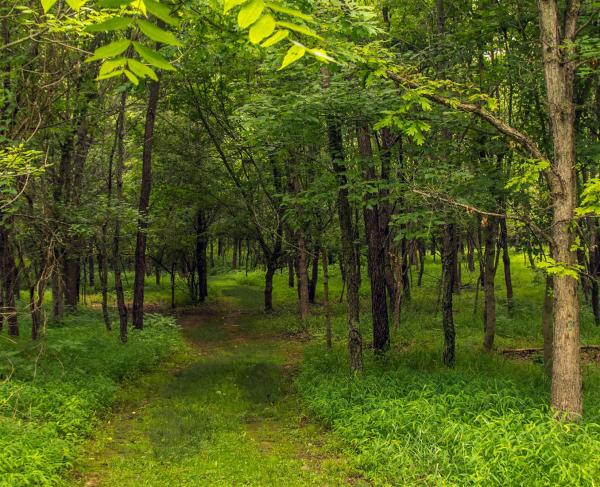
[538, 0, 582, 419]
[0, 222, 18, 336]
[358, 124, 389, 353]
[133, 78, 161, 330]
[482, 217, 498, 351]
[264, 264, 276, 312]
[543, 275, 554, 376]
[441, 223, 456, 367]
[328, 114, 362, 372]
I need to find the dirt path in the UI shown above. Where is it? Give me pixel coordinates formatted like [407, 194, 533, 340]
[72, 294, 362, 486]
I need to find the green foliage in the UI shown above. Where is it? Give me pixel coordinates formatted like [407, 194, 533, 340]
[0, 312, 182, 486]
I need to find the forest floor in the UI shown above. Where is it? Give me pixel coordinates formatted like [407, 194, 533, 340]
[71, 281, 361, 486]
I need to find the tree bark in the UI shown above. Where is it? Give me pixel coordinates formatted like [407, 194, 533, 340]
[322, 247, 332, 348]
[308, 244, 319, 304]
[483, 217, 498, 351]
[296, 232, 310, 322]
[441, 224, 456, 367]
[499, 218, 514, 308]
[132, 78, 161, 330]
[543, 275, 554, 376]
[538, 0, 582, 419]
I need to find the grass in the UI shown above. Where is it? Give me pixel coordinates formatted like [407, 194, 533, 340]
[0, 311, 182, 486]
[3, 252, 600, 486]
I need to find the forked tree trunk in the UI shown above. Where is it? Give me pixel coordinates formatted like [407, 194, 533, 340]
[133, 78, 160, 330]
[441, 223, 456, 367]
[538, 0, 582, 419]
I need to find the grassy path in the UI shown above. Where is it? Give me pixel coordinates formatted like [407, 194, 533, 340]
[72, 281, 360, 486]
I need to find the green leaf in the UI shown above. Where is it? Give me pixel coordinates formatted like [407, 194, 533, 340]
[123, 69, 139, 85]
[238, 0, 264, 28]
[85, 16, 133, 32]
[261, 29, 288, 47]
[278, 43, 305, 70]
[308, 48, 334, 63]
[98, 57, 127, 76]
[224, 0, 246, 13]
[97, 0, 132, 7]
[136, 19, 182, 46]
[96, 69, 125, 81]
[276, 21, 321, 39]
[41, 0, 59, 13]
[127, 58, 159, 80]
[145, 0, 179, 26]
[264, 2, 313, 22]
[86, 39, 131, 63]
[249, 15, 275, 44]
[133, 42, 176, 71]
[66, 0, 87, 10]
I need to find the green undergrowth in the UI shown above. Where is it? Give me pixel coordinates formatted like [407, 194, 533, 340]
[297, 344, 600, 486]
[0, 311, 182, 486]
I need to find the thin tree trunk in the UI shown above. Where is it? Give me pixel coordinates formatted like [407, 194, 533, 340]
[500, 218, 514, 308]
[308, 244, 319, 304]
[132, 78, 160, 330]
[264, 264, 276, 312]
[296, 233, 310, 322]
[322, 247, 332, 348]
[441, 223, 456, 367]
[483, 217, 498, 351]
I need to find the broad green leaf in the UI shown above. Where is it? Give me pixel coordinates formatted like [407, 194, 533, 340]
[130, 0, 147, 15]
[261, 29, 288, 47]
[224, 0, 246, 13]
[136, 19, 183, 46]
[145, 0, 179, 27]
[249, 15, 275, 44]
[41, 0, 58, 13]
[265, 2, 312, 22]
[96, 69, 125, 81]
[66, 0, 87, 10]
[86, 39, 131, 63]
[276, 21, 321, 39]
[98, 57, 127, 76]
[123, 69, 139, 85]
[133, 42, 176, 70]
[278, 43, 305, 70]
[127, 58, 159, 80]
[238, 0, 264, 28]
[85, 16, 133, 32]
[97, 0, 132, 7]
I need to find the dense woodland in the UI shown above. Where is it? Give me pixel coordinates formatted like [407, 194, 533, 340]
[2, 0, 600, 485]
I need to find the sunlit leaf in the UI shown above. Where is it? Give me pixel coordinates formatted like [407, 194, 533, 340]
[276, 21, 321, 39]
[66, 0, 87, 10]
[249, 15, 275, 44]
[85, 17, 133, 32]
[137, 19, 183, 46]
[261, 29, 288, 47]
[237, 0, 264, 28]
[145, 0, 180, 27]
[133, 41, 176, 71]
[278, 43, 305, 70]
[41, 0, 59, 13]
[98, 57, 127, 76]
[86, 39, 131, 63]
[96, 69, 125, 81]
[264, 2, 313, 22]
[123, 69, 139, 85]
[97, 0, 132, 7]
[223, 0, 246, 13]
[128, 58, 159, 80]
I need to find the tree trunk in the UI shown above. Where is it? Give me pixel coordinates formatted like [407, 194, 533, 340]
[358, 123, 389, 353]
[133, 78, 160, 330]
[264, 264, 276, 312]
[296, 233, 310, 322]
[170, 262, 176, 309]
[441, 223, 456, 367]
[0, 221, 18, 336]
[538, 0, 582, 419]
[112, 92, 128, 342]
[97, 251, 111, 331]
[308, 244, 319, 304]
[322, 247, 332, 348]
[543, 275, 554, 376]
[196, 210, 209, 303]
[328, 112, 362, 372]
[499, 218, 513, 308]
[483, 217, 498, 351]
[288, 256, 294, 288]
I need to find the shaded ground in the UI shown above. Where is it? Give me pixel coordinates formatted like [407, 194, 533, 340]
[71, 281, 361, 486]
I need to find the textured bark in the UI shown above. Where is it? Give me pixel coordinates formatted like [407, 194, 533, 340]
[0, 220, 18, 336]
[288, 257, 294, 288]
[358, 123, 389, 353]
[97, 251, 111, 331]
[195, 210, 209, 303]
[112, 92, 128, 342]
[308, 244, 319, 304]
[538, 0, 582, 419]
[133, 78, 160, 330]
[441, 224, 456, 367]
[296, 233, 310, 321]
[328, 113, 362, 372]
[543, 275, 554, 376]
[264, 264, 276, 312]
[482, 218, 498, 351]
